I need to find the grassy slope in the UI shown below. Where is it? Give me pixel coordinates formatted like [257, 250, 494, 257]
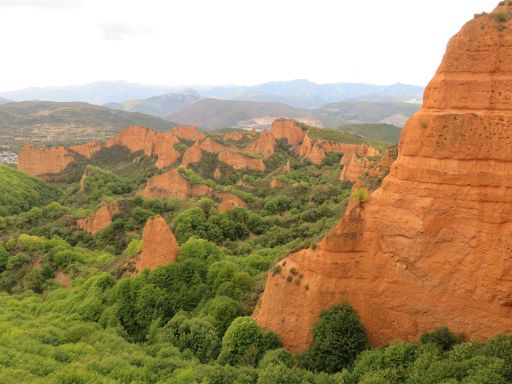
[0, 165, 58, 215]
[337, 123, 402, 144]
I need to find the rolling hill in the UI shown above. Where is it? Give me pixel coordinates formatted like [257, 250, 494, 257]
[313, 100, 420, 127]
[106, 91, 200, 117]
[167, 98, 318, 130]
[0, 97, 10, 105]
[0, 101, 175, 151]
[336, 123, 402, 144]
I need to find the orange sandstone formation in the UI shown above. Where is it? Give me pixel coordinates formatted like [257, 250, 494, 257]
[339, 154, 371, 184]
[270, 179, 283, 189]
[248, 129, 276, 158]
[135, 216, 179, 272]
[298, 133, 326, 164]
[214, 168, 222, 179]
[18, 144, 75, 176]
[181, 141, 203, 167]
[171, 124, 206, 142]
[70, 141, 104, 159]
[76, 203, 120, 234]
[217, 192, 248, 213]
[270, 119, 307, 145]
[254, 4, 512, 352]
[107, 126, 181, 168]
[218, 151, 266, 171]
[79, 168, 89, 191]
[140, 168, 213, 199]
[200, 138, 231, 153]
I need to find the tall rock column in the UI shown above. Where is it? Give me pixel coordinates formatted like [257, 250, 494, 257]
[254, 3, 512, 352]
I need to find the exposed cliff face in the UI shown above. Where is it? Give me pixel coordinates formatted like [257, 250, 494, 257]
[249, 129, 276, 158]
[76, 203, 120, 234]
[254, 4, 512, 352]
[218, 151, 266, 171]
[135, 216, 179, 273]
[79, 168, 89, 191]
[171, 124, 206, 142]
[18, 144, 76, 177]
[200, 138, 231, 153]
[140, 168, 213, 199]
[70, 141, 104, 159]
[298, 133, 326, 164]
[339, 153, 371, 184]
[181, 141, 203, 168]
[107, 125, 181, 168]
[271, 119, 307, 145]
[217, 192, 248, 213]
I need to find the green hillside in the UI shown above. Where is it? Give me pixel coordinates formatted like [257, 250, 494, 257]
[0, 165, 58, 215]
[106, 92, 200, 117]
[167, 98, 310, 130]
[337, 123, 402, 144]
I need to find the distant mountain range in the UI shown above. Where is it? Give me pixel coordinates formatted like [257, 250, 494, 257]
[0, 79, 424, 109]
[167, 98, 315, 130]
[106, 91, 200, 118]
[0, 97, 11, 105]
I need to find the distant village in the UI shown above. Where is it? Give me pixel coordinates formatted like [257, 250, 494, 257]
[0, 151, 17, 164]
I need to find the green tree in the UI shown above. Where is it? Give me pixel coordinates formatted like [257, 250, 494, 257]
[420, 327, 465, 351]
[307, 303, 368, 373]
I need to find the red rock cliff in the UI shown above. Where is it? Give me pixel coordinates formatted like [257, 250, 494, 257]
[18, 144, 76, 176]
[271, 119, 307, 145]
[107, 126, 181, 168]
[254, 4, 512, 352]
[218, 151, 266, 171]
[76, 203, 120, 234]
[135, 216, 179, 272]
[140, 168, 213, 199]
[249, 129, 276, 158]
[171, 124, 206, 142]
[70, 141, 104, 159]
[181, 141, 203, 168]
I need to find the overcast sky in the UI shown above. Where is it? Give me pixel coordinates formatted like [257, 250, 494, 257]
[0, 0, 498, 91]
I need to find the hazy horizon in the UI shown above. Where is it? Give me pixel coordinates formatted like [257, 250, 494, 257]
[0, 0, 498, 91]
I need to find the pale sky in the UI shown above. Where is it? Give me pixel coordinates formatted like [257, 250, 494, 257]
[0, 0, 498, 91]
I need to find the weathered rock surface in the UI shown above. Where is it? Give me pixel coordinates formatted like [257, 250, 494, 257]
[70, 141, 104, 159]
[200, 138, 231, 153]
[271, 119, 307, 145]
[77, 203, 120, 234]
[298, 133, 326, 164]
[171, 124, 206, 142]
[135, 216, 179, 272]
[107, 125, 181, 168]
[218, 151, 266, 171]
[140, 168, 213, 199]
[18, 144, 76, 176]
[181, 141, 203, 168]
[339, 153, 371, 184]
[254, 4, 512, 352]
[217, 192, 248, 212]
[79, 167, 89, 191]
[270, 179, 283, 189]
[249, 129, 276, 158]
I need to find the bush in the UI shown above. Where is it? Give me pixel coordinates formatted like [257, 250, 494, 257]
[420, 327, 465, 351]
[218, 317, 281, 367]
[307, 303, 368, 373]
[350, 187, 369, 203]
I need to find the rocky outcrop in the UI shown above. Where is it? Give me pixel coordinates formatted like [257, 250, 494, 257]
[140, 168, 213, 199]
[135, 216, 179, 273]
[378, 146, 398, 167]
[79, 168, 89, 191]
[70, 141, 104, 159]
[271, 119, 307, 145]
[283, 160, 292, 173]
[339, 154, 371, 184]
[107, 125, 181, 169]
[298, 133, 326, 164]
[248, 129, 276, 158]
[171, 124, 206, 142]
[200, 138, 231, 153]
[217, 192, 248, 213]
[270, 179, 283, 189]
[18, 144, 76, 176]
[358, 143, 379, 157]
[218, 151, 266, 171]
[214, 168, 222, 179]
[77, 203, 120, 234]
[254, 4, 512, 352]
[181, 141, 202, 168]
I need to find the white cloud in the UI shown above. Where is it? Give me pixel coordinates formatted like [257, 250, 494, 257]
[0, 0, 82, 8]
[98, 21, 152, 41]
